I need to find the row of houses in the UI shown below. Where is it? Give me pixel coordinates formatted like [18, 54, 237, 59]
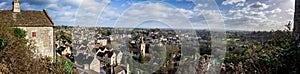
[128, 29, 182, 57]
[91, 33, 130, 74]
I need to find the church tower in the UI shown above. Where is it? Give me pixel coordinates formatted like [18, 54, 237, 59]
[13, 0, 20, 12]
[140, 36, 146, 57]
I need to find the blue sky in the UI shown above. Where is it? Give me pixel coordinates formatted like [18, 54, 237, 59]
[0, 0, 295, 31]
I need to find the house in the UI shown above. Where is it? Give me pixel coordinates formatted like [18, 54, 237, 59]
[97, 39, 107, 46]
[90, 55, 100, 73]
[110, 50, 123, 66]
[0, 0, 54, 58]
[114, 66, 126, 74]
[112, 63, 130, 74]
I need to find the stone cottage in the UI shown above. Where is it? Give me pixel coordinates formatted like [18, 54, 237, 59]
[0, 0, 54, 58]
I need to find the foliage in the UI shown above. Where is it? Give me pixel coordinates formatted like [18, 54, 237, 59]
[223, 22, 300, 73]
[155, 45, 180, 73]
[165, 45, 180, 62]
[55, 56, 75, 74]
[12, 28, 26, 38]
[0, 37, 8, 49]
[96, 28, 112, 36]
[0, 24, 13, 49]
[55, 31, 72, 43]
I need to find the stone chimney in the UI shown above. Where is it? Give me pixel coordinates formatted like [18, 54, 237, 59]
[13, 0, 20, 12]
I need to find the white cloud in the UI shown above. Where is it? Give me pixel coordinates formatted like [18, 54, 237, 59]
[176, 8, 194, 18]
[2, 0, 112, 26]
[22, 0, 59, 9]
[248, 1, 270, 10]
[115, 2, 193, 29]
[61, 0, 83, 8]
[250, 11, 264, 16]
[286, 8, 294, 15]
[198, 10, 225, 30]
[265, 8, 282, 14]
[236, 3, 244, 7]
[222, 0, 294, 31]
[97, 7, 120, 26]
[47, 4, 60, 10]
[222, 0, 246, 5]
[224, 16, 285, 31]
[195, 3, 208, 8]
[74, 0, 112, 26]
[20, 3, 34, 10]
[228, 8, 249, 17]
[34, 0, 113, 26]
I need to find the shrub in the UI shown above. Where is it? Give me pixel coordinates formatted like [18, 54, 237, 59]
[55, 56, 75, 74]
[12, 28, 26, 38]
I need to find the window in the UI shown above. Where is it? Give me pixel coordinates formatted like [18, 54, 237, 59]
[32, 32, 36, 37]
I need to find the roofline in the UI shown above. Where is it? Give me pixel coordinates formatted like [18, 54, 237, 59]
[0, 10, 55, 27]
[11, 25, 54, 27]
[43, 9, 55, 26]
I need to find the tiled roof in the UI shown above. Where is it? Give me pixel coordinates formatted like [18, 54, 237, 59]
[114, 66, 125, 74]
[0, 10, 54, 27]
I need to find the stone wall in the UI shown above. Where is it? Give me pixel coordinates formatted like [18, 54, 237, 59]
[19, 27, 54, 58]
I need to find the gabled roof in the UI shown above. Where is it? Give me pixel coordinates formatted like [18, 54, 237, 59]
[0, 10, 54, 27]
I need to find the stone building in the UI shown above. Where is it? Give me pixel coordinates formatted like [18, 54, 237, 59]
[140, 37, 146, 57]
[0, 0, 54, 58]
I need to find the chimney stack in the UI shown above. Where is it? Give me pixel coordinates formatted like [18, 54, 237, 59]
[13, 0, 20, 12]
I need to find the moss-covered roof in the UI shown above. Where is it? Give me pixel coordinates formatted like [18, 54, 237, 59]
[0, 10, 54, 27]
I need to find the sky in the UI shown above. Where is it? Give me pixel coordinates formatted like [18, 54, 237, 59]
[0, 0, 295, 31]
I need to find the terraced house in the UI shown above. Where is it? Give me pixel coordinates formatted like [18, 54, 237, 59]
[0, 0, 54, 59]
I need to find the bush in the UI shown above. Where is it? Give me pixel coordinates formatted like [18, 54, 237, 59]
[0, 38, 8, 49]
[12, 28, 26, 38]
[56, 56, 75, 74]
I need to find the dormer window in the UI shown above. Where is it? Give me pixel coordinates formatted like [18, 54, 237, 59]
[32, 32, 36, 37]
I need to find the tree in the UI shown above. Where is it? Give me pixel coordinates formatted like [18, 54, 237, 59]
[285, 21, 292, 31]
[293, 0, 300, 46]
[56, 31, 72, 43]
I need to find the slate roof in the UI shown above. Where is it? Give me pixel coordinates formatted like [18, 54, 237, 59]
[0, 10, 54, 27]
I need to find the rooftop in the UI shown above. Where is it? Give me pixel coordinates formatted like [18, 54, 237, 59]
[0, 10, 54, 27]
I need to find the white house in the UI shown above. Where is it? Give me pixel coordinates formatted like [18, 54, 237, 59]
[97, 39, 107, 46]
[110, 50, 123, 66]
